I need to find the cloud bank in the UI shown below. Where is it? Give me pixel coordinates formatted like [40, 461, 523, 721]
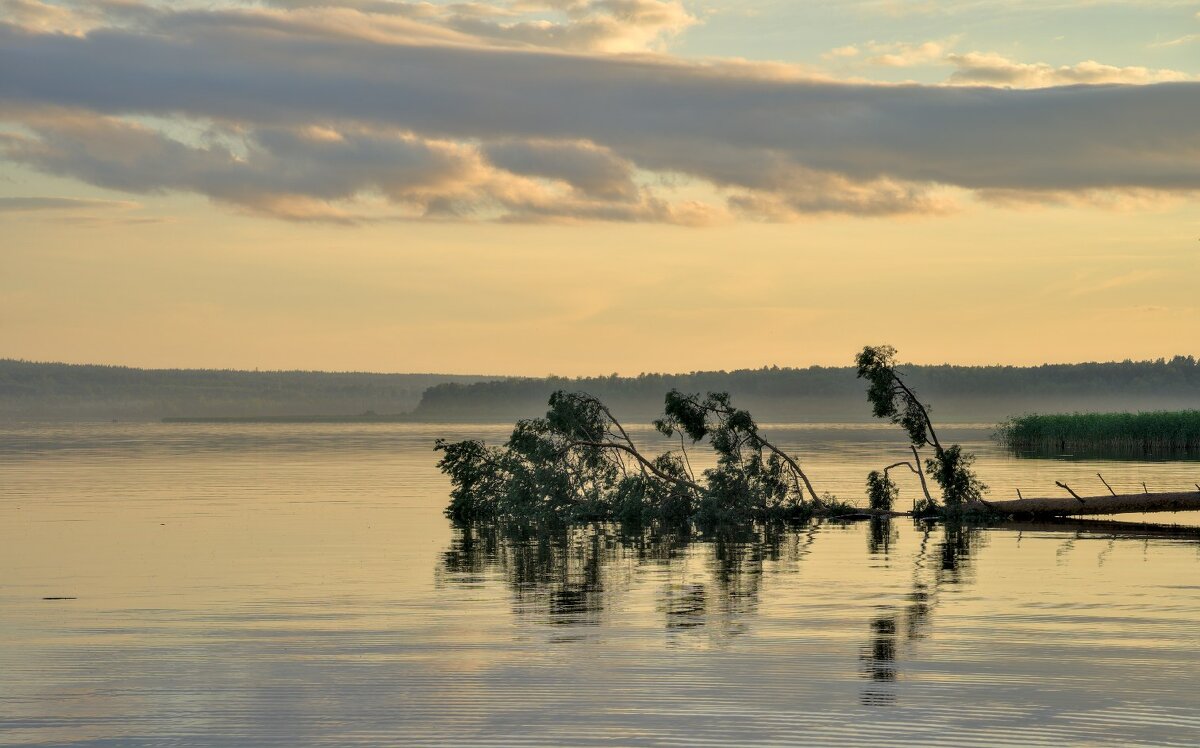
[0, 1, 1197, 223]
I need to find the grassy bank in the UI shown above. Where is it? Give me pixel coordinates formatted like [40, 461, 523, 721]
[997, 410, 1200, 456]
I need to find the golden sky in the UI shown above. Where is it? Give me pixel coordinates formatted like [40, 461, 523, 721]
[1, 0, 1197, 375]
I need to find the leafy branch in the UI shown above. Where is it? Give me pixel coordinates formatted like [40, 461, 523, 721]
[856, 345, 987, 511]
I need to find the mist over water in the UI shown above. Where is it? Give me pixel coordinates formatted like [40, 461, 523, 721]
[3, 423, 1199, 746]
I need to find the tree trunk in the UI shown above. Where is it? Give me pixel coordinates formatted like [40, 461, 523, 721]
[966, 490, 1200, 518]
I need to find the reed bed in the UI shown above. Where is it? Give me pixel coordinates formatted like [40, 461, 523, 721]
[996, 410, 1200, 456]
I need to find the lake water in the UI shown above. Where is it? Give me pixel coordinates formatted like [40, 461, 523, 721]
[3, 422, 1200, 746]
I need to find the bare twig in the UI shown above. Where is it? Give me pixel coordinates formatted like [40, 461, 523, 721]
[909, 445, 934, 505]
[1142, 482, 1150, 495]
[677, 433, 695, 484]
[1055, 481, 1086, 504]
[1016, 487, 1024, 500]
[1097, 473, 1116, 496]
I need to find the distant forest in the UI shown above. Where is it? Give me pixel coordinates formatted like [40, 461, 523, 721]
[2, 357, 1198, 423]
[410, 357, 1200, 424]
[0, 360, 494, 420]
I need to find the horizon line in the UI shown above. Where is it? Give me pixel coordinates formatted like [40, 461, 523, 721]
[4, 354, 1197, 380]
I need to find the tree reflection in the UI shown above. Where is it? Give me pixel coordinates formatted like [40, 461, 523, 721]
[439, 515, 1193, 705]
[858, 518, 983, 706]
[439, 521, 634, 627]
[867, 515, 899, 556]
[438, 520, 806, 635]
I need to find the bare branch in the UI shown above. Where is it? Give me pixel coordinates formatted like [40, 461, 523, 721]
[750, 431, 822, 506]
[569, 440, 704, 494]
[678, 433, 695, 483]
[890, 372, 941, 451]
[1055, 481, 1086, 504]
[909, 445, 934, 505]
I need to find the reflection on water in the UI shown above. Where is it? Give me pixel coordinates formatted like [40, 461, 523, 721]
[1009, 445, 1200, 462]
[4, 422, 1200, 746]
[435, 512, 1200, 738]
[859, 518, 982, 707]
[439, 522, 781, 635]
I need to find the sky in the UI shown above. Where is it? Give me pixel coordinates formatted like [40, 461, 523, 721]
[1, 0, 1197, 375]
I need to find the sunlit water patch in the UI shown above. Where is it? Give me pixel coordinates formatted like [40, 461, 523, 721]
[2, 423, 1199, 746]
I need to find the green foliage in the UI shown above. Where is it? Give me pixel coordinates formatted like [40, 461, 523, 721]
[436, 388, 828, 528]
[434, 437, 509, 522]
[436, 393, 642, 523]
[855, 345, 934, 447]
[911, 495, 941, 518]
[924, 445, 987, 509]
[657, 389, 812, 515]
[856, 345, 987, 514]
[997, 410, 1200, 456]
[866, 470, 898, 512]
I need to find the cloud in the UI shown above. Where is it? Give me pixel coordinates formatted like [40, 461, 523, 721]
[0, 109, 717, 223]
[823, 45, 860, 59]
[824, 37, 1195, 88]
[0, 192, 158, 224]
[47, 0, 700, 54]
[844, 0, 1198, 16]
[973, 187, 1183, 211]
[728, 175, 956, 220]
[0, 0, 702, 64]
[946, 51, 1194, 87]
[0, 0, 151, 35]
[1067, 269, 1163, 297]
[0, 0, 89, 34]
[483, 140, 638, 200]
[865, 39, 952, 67]
[0, 8, 1198, 223]
[440, 0, 699, 53]
[1152, 33, 1200, 47]
[0, 196, 139, 211]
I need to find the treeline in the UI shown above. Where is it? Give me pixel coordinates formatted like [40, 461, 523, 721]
[0, 359, 494, 421]
[412, 357, 1200, 423]
[4, 356, 1199, 423]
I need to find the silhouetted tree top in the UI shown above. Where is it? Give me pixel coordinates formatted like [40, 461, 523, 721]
[856, 345, 986, 511]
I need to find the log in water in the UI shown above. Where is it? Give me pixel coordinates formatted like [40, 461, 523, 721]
[972, 490, 1200, 518]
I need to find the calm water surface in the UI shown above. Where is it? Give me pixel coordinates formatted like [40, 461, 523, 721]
[2, 422, 1200, 746]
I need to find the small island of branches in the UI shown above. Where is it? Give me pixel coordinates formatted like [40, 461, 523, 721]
[437, 345, 1200, 528]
